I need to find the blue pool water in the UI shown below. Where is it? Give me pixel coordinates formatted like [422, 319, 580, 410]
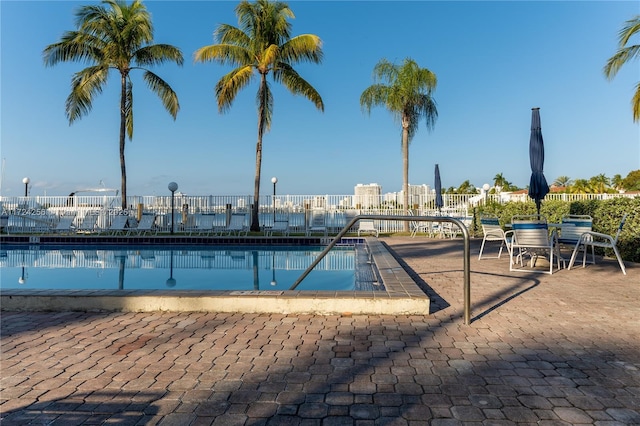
[0, 245, 382, 292]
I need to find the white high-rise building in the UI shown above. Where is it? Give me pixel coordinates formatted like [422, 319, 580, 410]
[353, 183, 382, 208]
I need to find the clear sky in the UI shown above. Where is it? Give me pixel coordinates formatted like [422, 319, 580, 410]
[1, 0, 639, 197]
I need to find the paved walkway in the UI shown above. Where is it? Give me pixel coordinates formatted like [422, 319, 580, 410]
[1, 237, 639, 425]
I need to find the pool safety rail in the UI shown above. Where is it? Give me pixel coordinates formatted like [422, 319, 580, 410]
[290, 215, 472, 325]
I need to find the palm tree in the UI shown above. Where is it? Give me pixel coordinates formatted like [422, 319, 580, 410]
[493, 173, 507, 192]
[612, 174, 624, 191]
[360, 58, 437, 231]
[553, 175, 572, 187]
[589, 174, 610, 194]
[194, 0, 324, 232]
[570, 179, 590, 194]
[43, 0, 183, 210]
[604, 15, 640, 122]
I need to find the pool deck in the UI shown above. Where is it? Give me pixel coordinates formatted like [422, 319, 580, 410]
[1, 237, 639, 424]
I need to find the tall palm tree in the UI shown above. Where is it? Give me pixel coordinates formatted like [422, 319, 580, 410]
[360, 58, 437, 231]
[194, 0, 324, 232]
[43, 0, 183, 210]
[553, 175, 572, 187]
[589, 173, 610, 194]
[604, 15, 640, 122]
[493, 173, 507, 192]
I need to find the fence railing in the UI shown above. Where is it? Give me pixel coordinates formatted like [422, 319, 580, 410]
[0, 192, 636, 234]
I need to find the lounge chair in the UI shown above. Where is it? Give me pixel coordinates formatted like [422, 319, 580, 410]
[478, 216, 510, 260]
[267, 219, 290, 236]
[568, 213, 627, 275]
[53, 213, 77, 234]
[131, 214, 157, 236]
[188, 214, 217, 236]
[224, 213, 248, 236]
[77, 213, 99, 234]
[107, 215, 129, 235]
[357, 220, 378, 237]
[306, 210, 328, 236]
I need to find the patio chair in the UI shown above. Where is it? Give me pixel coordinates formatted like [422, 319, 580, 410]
[131, 214, 157, 236]
[508, 215, 560, 275]
[267, 219, 290, 237]
[194, 214, 218, 236]
[478, 216, 510, 260]
[77, 213, 99, 234]
[555, 214, 593, 267]
[357, 220, 378, 237]
[52, 213, 77, 234]
[568, 213, 627, 275]
[224, 213, 248, 236]
[107, 215, 129, 235]
[306, 210, 328, 236]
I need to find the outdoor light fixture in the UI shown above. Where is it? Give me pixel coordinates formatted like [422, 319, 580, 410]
[270, 250, 277, 286]
[483, 183, 491, 205]
[271, 177, 278, 224]
[22, 177, 30, 197]
[168, 182, 178, 235]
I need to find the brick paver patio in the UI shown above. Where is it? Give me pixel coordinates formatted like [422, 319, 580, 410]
[1, 237, 639, 425]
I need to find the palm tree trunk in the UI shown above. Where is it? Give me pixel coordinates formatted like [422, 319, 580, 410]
[251, 75, 268, 232]
[402, 116, 410, 232]
[119, 73, 127, 211]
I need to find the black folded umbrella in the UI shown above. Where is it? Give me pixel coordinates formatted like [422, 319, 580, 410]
[528, 108, 549, 215]
[434, 164, 443, 212]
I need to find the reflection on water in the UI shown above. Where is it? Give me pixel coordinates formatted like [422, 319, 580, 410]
[0, 245, 380, 292]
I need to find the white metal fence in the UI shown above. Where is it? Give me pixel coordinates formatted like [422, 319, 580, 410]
[0, 192, 636, 234]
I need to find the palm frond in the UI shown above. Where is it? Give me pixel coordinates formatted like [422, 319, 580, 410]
[276, 64, 324, 111]
[143, 71, 180, 119]
[134, 44, 184, 67]
[215, 66, 255, 113]
[194, 44, 251, 67]
[65, 65, 109, 123]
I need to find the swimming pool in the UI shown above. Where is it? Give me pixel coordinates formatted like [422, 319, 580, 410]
[0, 244, 383, 292]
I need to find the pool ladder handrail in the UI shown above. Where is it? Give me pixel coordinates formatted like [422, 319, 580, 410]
[290, 214, 472, 325]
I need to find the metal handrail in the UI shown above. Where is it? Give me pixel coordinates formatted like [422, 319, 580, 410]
[290, 214, 472, 325]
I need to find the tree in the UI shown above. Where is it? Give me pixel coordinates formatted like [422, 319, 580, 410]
[493, 173, 507, 192]
[360, 58, 437, 231]
[194, 0, 324, 232]
[456, 180, 476, 194]
[43, 0, 183, 210]
[589, 174, 610, 193]
[570, 179, 590, 194]
[621, 169, 640, 191]
[604, 15, 640, 122]
[612, 174, 624, 191]
[553, 176, 572, 187]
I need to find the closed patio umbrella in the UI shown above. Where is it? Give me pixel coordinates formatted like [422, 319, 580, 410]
[434, 164, 443, 212]
[528, 107, 549, 215]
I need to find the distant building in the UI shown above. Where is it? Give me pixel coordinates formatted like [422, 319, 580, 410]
[354, 183, 382, 208]
[399, 184, 432, 208]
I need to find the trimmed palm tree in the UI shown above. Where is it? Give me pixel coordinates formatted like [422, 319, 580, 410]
[43, 0, 183, 210]
[604, 15, 640, 122]
[194, 0, 324, 232]
[360, 58, 437, 231]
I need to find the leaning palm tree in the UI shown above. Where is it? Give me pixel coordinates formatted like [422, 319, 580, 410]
[553, 175, 572, 187]
[194, 0, 324, 232]
[43, 0, 183, 210]
[604, 15, 640, 122]
[360, 58, 437, 231]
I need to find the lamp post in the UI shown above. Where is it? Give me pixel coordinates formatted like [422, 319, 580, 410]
[168, 182, 178, 235]
[22, 177, 30, 197]
[270, 250, 277, 286]
[482, 183, 491, 206]
[166, 250, 176, 287]
[271, 177, 278, 224]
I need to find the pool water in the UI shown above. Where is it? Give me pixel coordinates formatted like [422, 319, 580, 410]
[0, 245, 382, 292]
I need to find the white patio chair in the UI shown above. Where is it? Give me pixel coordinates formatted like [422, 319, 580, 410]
[306, 210, 328, 236]
[478, 216, 510, 260]
[357, 220, 378, 237]
[131, 214, 157, 236]
[509, 215, 560, 275]
[107, 215, 129, 235]
[224, 213, 248, 236]
[267, 219, 290, 236]
[556, 214, 594, 267]
[77, 213, 99, 234]
[568, 213, 628, 275]
[53, 213, 77, 234]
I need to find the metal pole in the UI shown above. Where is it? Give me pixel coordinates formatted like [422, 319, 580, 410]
[170, 192, 175, 235]
[290, 214, 473, 325]
[273, 181, 276, 224]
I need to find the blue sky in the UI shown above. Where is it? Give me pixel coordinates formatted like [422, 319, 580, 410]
[1, 0, 639, 197]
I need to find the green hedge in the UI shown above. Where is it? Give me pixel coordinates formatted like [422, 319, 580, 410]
[472, 197, 639, 263]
